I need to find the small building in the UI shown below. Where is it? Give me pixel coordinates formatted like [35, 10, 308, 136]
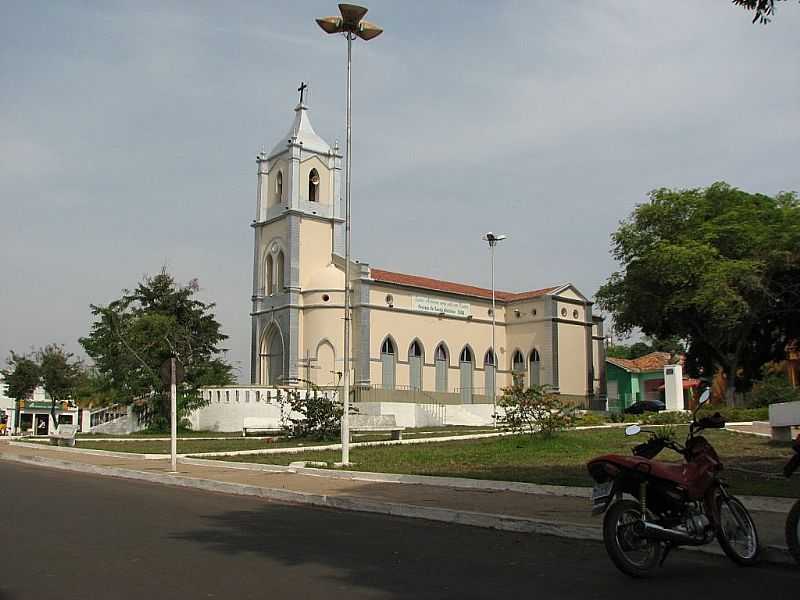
[605, 352, 694, 411]
[16, 387, 79, 436]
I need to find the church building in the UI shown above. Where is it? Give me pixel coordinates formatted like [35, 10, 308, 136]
[250, 93, 606, 406]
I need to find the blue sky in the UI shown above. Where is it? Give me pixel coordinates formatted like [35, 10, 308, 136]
[2, 1, 798, 381]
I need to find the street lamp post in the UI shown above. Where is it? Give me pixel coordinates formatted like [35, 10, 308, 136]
[482, 232, 507, 428]
[317, 4, 382, 465]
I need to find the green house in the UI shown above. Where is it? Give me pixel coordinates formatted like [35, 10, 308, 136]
[605, 352, 688, 412]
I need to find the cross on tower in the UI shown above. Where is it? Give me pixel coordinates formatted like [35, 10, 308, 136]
[297, 81, 308, 105]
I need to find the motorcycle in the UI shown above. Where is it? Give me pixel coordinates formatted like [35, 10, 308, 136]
[587, 389, 760, 577]
[783, 434, 800, 564]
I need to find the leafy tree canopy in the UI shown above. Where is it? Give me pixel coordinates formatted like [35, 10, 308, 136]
[2, 352, 41, 401]
[597, 182, 800, 402]
[732, 0, 793, 24]
[79, 268, 234, 429]
[606, 336, 686, 360]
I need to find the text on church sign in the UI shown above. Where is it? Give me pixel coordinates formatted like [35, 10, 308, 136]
[412, 296, 471, 318]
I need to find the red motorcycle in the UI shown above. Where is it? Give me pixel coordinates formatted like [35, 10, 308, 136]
[783, 434, 800, 564]
[587, 390, 760, 577]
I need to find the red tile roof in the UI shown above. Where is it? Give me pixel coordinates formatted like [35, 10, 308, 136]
[607, 352, 675, 373]
[369, 268, 558, 302]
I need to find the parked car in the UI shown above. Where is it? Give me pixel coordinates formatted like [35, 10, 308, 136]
[623, 399, 665, 415]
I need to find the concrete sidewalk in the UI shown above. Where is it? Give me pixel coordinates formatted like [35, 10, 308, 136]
[0, 440, 792, 565]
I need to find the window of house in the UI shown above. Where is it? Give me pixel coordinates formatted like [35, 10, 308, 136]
[276, 171, 283, 202]
[460, 347, 473, 363]
[381, 338, 395, 355]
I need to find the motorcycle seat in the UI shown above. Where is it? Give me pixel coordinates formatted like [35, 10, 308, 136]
[591, 454, 690, 486]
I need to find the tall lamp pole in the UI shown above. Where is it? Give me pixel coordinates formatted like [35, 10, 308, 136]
[317, 4, 382, 465]
[482, 232, 507, 427]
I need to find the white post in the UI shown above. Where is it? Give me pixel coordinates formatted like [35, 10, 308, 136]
[170, 356, 177, 472]
[340, 32, 353, 466]
[490, 243, 497, 427]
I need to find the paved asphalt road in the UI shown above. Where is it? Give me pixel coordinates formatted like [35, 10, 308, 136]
[1, 461, 798, 600]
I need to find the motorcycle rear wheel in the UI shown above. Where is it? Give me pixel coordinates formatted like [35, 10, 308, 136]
[603, 499, 663, 578]
[715, 495, 760, 565]
[785, 499, 800, 565]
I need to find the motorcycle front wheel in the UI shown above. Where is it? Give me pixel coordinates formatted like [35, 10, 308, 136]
[602, 499, 663, 578]
[785, 499, 800, 565]
[715, 494, 760, 565]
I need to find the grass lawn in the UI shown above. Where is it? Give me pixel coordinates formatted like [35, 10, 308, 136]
[215, 427, 800, 498]
[72, 426, 501, 455]
[76, 431, 245, 439]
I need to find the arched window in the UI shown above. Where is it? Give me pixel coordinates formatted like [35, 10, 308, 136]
[380, 337, 396, 389]
[529, 349, 541, 387]
[435, 343, 448, 392]
[266, 254, 274, 296]
[308, 168, 319, 202]
[512, 350, 525, 385]
[276, 251, 285, 292]
[459, 346, 474, 404]
[276, 171, 283, 203]
[409, 340, 423, 391]
[484, 349, 496, 401]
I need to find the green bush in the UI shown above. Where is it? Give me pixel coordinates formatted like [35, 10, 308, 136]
[497, 381, 576, 437]
[282, 390, 346, 441]
[697, 406, 769, 422]
[574, 412, 609, 426]
[748, 374, 800, 408]
[639, 411, 692, 425]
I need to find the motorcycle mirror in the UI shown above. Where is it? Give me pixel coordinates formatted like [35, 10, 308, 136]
[698, 389, 711, 406]
[625, 424, 641, 436]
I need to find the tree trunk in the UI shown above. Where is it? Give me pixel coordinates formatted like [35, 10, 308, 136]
[724, 361, 737, 408]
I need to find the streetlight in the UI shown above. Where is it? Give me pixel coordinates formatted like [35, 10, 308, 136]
[482, 232, 507, 427]
[317, 4, 383, 466]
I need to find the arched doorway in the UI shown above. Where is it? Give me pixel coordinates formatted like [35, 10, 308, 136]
[408, 340, 423, 391]
[459, 346, 474, 404]
[259, 325, 284, 386]
[380, 337, 396, 389]
[529, 349, 541, 387]
[512, 350, 525, 386]
[434, 343, 449, 392]
[484, 349, 496, 401]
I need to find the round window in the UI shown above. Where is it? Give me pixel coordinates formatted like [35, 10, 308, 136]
[573, 309, 579, 319]
[385, 294, 394, 306]
[322, 294, 330, 302]
[561, 307, 567, 317]
[488, 308, 494, 316]
[532, 309, 537, 316]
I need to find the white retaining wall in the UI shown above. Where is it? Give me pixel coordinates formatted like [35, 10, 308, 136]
[355, 401, 503, 428]
[190, 387, 336, 433]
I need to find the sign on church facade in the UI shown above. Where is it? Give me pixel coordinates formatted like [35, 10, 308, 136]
[412, 296, 471, 318]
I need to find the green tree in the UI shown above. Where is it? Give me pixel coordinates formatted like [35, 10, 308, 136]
[80, 268, 234, 429]
[597, 182, 800, 405]
[2, 352, 41, 402]
[732, 0, 792, 23]
[36, 344, 83, 428]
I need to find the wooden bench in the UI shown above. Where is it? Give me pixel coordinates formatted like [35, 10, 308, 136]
[242, 417, 281, 437]
[770, 401, 800, 441]
[348, 414, 404, 442]
[48, 424, 78, 447]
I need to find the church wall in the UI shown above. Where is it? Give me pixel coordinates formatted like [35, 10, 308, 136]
[300, 304, 344, 385]
[557, 321, 589, 396]
[299, 218, 336, 288]
[256, 219, 289, 295]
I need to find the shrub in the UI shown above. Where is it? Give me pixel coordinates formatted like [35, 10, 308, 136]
[497, 381, 576, 437]
[574, 412, 609, 427]
[748, 374, 800, 408]
[282, 390, 346, 441]
[639, 411, 692, 425]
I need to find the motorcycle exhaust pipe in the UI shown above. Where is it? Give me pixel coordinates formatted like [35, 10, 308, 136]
[633, 521, 700, 546]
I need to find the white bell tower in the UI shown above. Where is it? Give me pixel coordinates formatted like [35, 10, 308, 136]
[250, 85, 344, 384]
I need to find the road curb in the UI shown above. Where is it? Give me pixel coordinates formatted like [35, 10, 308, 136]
[1, 451, 791, 566]
[180, 456, 795, 515]
[8, 441, 167, 461]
